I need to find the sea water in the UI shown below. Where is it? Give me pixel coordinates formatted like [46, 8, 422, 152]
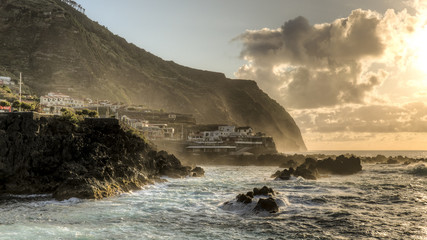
[0, 162, 426, 239]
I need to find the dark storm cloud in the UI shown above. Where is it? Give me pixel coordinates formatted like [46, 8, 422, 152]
[235, 9, 388, 108]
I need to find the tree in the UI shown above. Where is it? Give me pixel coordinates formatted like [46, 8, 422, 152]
[88, 110, 98, 118]
[33, 102, 41, 113]
[60, 108, 82, 124]
[0, 100, 10, 107]
[20, 102, 35, 111]
[12, 100, 21, 109]
[81, 109, 89, 115]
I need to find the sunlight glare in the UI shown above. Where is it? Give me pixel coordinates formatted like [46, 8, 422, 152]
[409, 24, 427, 74]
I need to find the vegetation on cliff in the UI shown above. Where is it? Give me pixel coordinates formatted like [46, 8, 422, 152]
[0, 0, 306, 151]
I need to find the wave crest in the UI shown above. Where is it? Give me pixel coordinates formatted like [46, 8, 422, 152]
[408, 163, 427, 176]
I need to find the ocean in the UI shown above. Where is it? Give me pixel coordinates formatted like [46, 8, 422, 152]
[289, 150, 427, 159]
[0, 152, 426, 239]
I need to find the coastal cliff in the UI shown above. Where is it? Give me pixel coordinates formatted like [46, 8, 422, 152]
[0, 0, 306, 151]
[0, 113, 195, 200]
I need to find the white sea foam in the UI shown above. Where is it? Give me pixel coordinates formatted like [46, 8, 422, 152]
[408, 162, 427, 176]
[0, 163, 426, 239]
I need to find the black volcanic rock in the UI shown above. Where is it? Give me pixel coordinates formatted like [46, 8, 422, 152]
[0, 0, 306, 151]
[0, 112, 194, 200]
[316, 155, 362, 175]
[236, 193, 253, 204]
[190, 166, 205, 177]
[253, 186, 275, 196]
[274, 155, 362, 180]
[227, 187, 280, 214]
[254, 197, 279, 213]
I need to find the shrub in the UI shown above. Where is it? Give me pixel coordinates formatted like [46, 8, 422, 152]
[88, 110, 98, 118]
[60, 108, 83, 124]
[1, 85, 12, 93]
[12, 100, 21, 108]
[0, 100, 10, 107]
[20, 102, 35, 111]
[81, 109, 89, 115]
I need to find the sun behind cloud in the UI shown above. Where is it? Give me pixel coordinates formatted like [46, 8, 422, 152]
[235, 0, 427, 150]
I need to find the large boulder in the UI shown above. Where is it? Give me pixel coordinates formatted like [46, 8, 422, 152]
[254, 197, 279, 213]
[236, 193, 253, 204]
[316, 155, 362, 175]
[190, 166, 205, 177]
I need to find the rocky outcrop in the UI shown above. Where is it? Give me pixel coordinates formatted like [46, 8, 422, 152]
[254, 198, 279, 213]
[225, 186, 279, 213]
[272, 155, 362, 180]
[0, 112, 201, 200]
[236, 186, 276, 204]
[190, 167, 205, 177]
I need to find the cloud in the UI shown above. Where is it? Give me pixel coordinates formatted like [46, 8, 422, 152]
[235, 6, 422, 109]
[292, 102, 427, 133]
[234, 0, 427, 150]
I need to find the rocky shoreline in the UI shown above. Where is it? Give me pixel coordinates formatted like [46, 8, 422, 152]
[272, 155, 362, 180]
[0, 112, 201, 200]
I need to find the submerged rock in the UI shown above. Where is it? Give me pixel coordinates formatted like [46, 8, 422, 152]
[0, 112, 196, 200]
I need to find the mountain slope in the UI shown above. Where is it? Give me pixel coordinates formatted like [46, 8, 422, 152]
[0, 0, 306, 151]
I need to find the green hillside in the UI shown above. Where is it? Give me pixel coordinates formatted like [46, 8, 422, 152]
[0, 0, 306, 151]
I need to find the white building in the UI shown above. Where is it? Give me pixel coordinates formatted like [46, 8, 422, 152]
[142, 126, 164, 138]
[40, 92, 84, 108]
[0, 76, 13, 85]
[236, 127, 253, 136]
[202, 131, 222, 141]
[218, 126, 235, 133]
[121, 116, 175, 139]
[188, 125, 258, 143]
[197, 126, 237, 141]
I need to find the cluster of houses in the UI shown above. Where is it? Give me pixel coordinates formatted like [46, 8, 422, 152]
[39, 92, 126, 115]
[0, 76, 14, 86]
[188, 126, 254, 142]
[0, 76, 16, 112]
[186, 125, 276, 155]
[37, 92, 184, 140]
[8, 90, 276, 154]
[40, 92, 85, 114]
[37, 92, 180, 140]
[121, 115, 175, 140]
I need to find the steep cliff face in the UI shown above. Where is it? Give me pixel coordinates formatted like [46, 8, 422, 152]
[0, 113, 194, 200]
[0, 0, 306, 151]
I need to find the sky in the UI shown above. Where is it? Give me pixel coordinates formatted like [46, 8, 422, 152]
[78, 0, 427, 150]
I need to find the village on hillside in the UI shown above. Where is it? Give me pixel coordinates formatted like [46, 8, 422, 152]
[0, 75, 276, 156]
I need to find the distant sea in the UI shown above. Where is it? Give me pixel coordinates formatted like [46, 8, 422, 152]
[286, 150, 427, 158]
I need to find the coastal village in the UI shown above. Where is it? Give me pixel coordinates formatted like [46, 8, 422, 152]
[0, 75, 277, 156]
